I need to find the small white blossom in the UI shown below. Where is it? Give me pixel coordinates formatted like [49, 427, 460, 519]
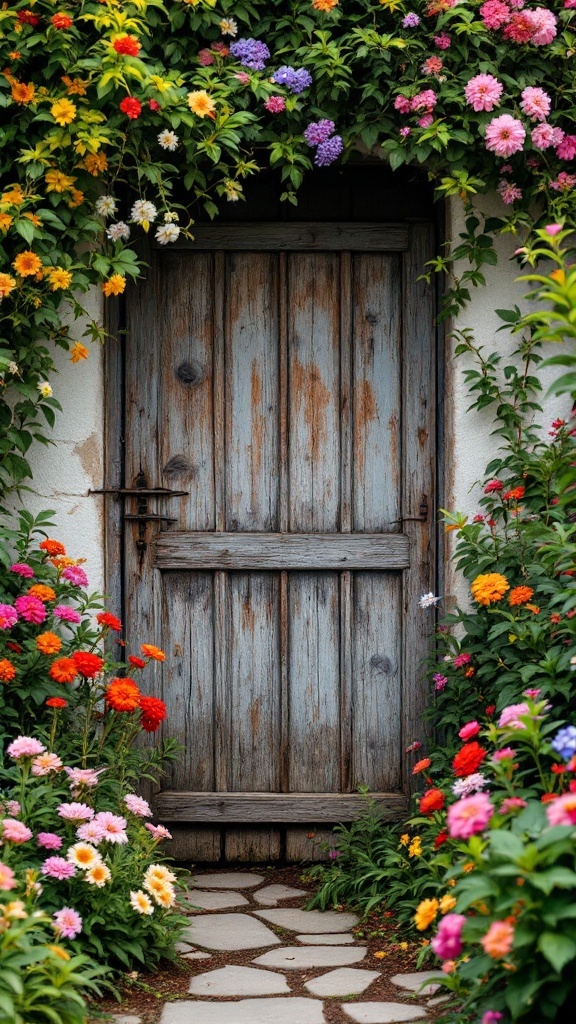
[158, 129, 179, 152]
[452, 774, 488, 797]
[163, 210, 179, 223]
[419, 592, 441, 609]
[95, 195, 117, 218]
[8, 362, 19, 375]
[106, 221, 130, 242]
[37, 381, 53, 398]
[155, 223, 180, 245]
[223, 179, 242, 202]
[219, 17, 238, 36]
[130, 199, 158, 226]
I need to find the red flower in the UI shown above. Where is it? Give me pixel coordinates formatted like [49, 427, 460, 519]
[419, 788, 445, 814]
[113, 35, 140, 56]
[128, 655, 146, 669]
[40, 538, 66, 556]
[96, 611, 122, 632]
[412, 757, 431, 775]
[7, 642, 22, 654]
[139, 695, 167, 732]
[71, 651, 104, 678]
[550, 614, 562, 624]
[551, 764, 566, 774]
[119, 96, 142, 119]
[106, 677, 141, 712]
[51, 12, 73, 28]
[17, 10, 39, 25]
[485, 705, 496, 716]
[434, 829, 449, 848]
[452, 741, 487, 777]
[541, 793, 558, 804]
[46, 697, 67, 708]
[503, 486, 525, 501]
[148, 99, 161, 111]
[473, 514, 484, 523]
[484, 479, 503, 493]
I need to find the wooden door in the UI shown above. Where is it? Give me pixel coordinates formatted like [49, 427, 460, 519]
[119, 219, 436, 861]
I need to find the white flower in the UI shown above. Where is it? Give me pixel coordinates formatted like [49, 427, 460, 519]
[8, 362, 18, 375]
[219, 17, 238, 36]
[158, 129, 179, 152]
[155, 223, 180, 245]
[452, 773, 488, 797]
[223, 179, 242, 202]
[419, 592, 441, 609]
[85, 862, 111, 887]
[130, 199, 158, 226]
[130, 889, 154, 915]
[106, 221, 130, 242]
[37, 381, 52, 398]
[163, 210, 179, 222]
[67, 842, 102, 870]
[95, 195, 117, 218]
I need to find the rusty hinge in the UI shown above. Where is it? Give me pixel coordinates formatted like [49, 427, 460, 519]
[399, 495, 429, 523]
[91, 471, 188, 569]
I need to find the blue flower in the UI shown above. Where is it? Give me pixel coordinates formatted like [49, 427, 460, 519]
[551, 725, 576, 762]
[315, 134, 343, 166]
[272, 66, 313, 94]
[229, 38, 270, 71]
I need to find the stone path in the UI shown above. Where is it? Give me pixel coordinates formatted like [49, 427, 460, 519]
[153, 870, 442, 1024]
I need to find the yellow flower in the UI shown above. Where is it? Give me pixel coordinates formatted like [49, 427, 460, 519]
[414, 898, 439, 931]
[1, 186, 25, 206]
[51, 98, 77, 126]
[83, 152, 108, 176]
[47, 945, 70, 961]
[408, 837, 422, 858]
[0, 274, 16, 298]
[187, 89, 216, 118]
[11, 81, 35, 104]
[47, 267, 73, 291]
[399, 833, 410, 846]
[102, 274, 126, 297]
[70, 342, 89, 363]
[398, 941, 409, 951]
[470, 572, 510, 606]
[5, 901, 27, 919]
[22, 212, 42, 226]
[439, 894, 457, 914]
[37, 381, 53, 398]
[45, 170, 76, 194]
[68, 188, 84, 208]
[312, 0, 339, 8]
[462, 861, 475, 874]
[0, 213, 13, 232]
[373, 950, 388, 958]
[13, 250, 42, 277]
[61, 75, 88, 96]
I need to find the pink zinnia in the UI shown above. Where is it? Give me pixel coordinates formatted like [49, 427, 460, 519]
[484, 478, 503, 493]
[520, 86, 551, 121]
[431, 913, 467, 959]
[264, 96, 286, 113]
[465, 74, 503, 113]
[9, 563, 34, 578]
[125, 793, 152, 817]
[53, 605, 82, 623]
[41, 856, 76, 880]
[0, 862, 17, 891]
[2, 818, 32, 843]
[550, 171, 576, 192]
[38, 832, 63, 849]
[58, 802, 94, 822]
[62, 566, 89, 588]
[503, 10, 535, 41]
[527, 8, 557, 44]
[5, 801, 20, 817]
[500, 796, 527, 813]
[64, 767, 103, 788]
[447, 792, 494, 839]
[76, 820, 106, 844]
[546, 791, 576, 826]
[532, 123, 564, 151]
[482, 1014, 503, 1024]
[145, 822, 172, 840]
[53, 906, 82, 939]
[235, 72, 250, 84]
[422, 56, 443, 74]
[31, 752, 63, 776]
[557, 135, 576, 160]
[417, 114, 434, 128]
[399, 126, 412, 137]
[0, 604, 18, 629]
[485, 115, 525, 158]
[394, 95, 411, 113]
[433, 33, 451, 49]
[498, 702, 530, 729]
[14, 594, 46, 624]
[7, 736, 46, 759]
[459, 720, 481, 741]
[480, 0, 511, 29]
[93, 811, 128, 843]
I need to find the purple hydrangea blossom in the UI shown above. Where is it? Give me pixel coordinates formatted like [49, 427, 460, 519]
[315, 135, 343, 166]
[303, 119, 336, 146]
[551, 725, 576, 761]
[402, 12, 420, 26]
[272, 66, 313, 94]
[229, 38, 270, 70]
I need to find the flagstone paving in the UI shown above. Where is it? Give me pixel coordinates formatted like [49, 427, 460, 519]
[158, 869, 437, 1024]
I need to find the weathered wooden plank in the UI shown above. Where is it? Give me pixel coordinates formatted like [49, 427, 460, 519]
[224, 828, 282, 862]
[154, 791, 408, 822]
[353, 254, 402, 532]
[352, 572, 402, 791]
[288, 573, 340, 792]
[288, 254, 341, 532]
[168, 826, 222, 863]
[102, 295, 124, 634]
[225, 253, 279, 531]
[156, 532, 410, 570]
[285, 828, 336, 862]
[157, 222, 409, 252]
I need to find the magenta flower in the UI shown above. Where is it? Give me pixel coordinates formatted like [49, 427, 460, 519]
[7, 736, 46, 759]
[497, 180, 522, 204]
[458, 721, 480, 741]
[41, 856, 76, 880]
[124, 794, 152, 817]
[62, 566, 89, 588]
[500, 797, 527, 814]
[418, 114, 434, 128]
[9, 563, 34, 578]
[447, 792, 494, 839]
[399, 126, 412, 138]
[480, 0, 511, 29]
[482, 1013, 503, 1024]
[0, 604, 18, 629]
[485, 115, 525, 158]
[524, 687, 542, 698]
[264, 96, 286, 113]
[546, 792, 576, 827]
[14, 594, 47, 624]
[394, 95, 411, 113]
[411, 89, 437, 112]
[53, 605, 82, 623]
[431, 913, 467, 959]
[498, 702, 530, 729]
[465, 74, 503, 113]
[544, 224, 563, 236]
[433, 32, 451, 48]
[492, 746, 516, 762]
[58, 802, 95, 822]
[53, 907, 82, 939]
[453, 653, 471, 668]
[520, 87, 551, 122]
[433, 673, 448, 692]
[38, 832, 63, 850]
[2, 818, 33, 843]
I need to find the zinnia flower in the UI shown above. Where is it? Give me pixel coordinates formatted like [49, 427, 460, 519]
[14, 594, 46, 623]
[458, 721, 480, 741]
[51, 99, 77, 125]
[125, 794, 152, 817]
[520, 87, 551, 121]
[546, 792, 576, 826]
[40, 539, 66, 556]
[465, 74, 503, 112]
[76, 821, 106, 844]
[452, 742, 487, 777]
[0, 863, 17, 890]
[498, 703, 530, 729]
[431, 913, 466, 959]
[53, 907, 82, 939]
[508, 585, 534, 606]
[414, 898, 439, 930]
[106, 677, 141, 712]
[447, 792, 494, 839]
[28, 584, 56, 602]
[141, 645, 166, 662]
[158, 130, 179, 151]
[37, 833, 63, 849]
[64, 767, 103, 789]
[485, 115, 526, 158]
[93, 811, 128, 843]
[41, 856, 76, 880]
[470, 573, 509, 606]
[452, 773, 487, 797]
[2, 818, 32, 843]
[37, 632, 62, 655]
[31, 752, 63, 776]
[102, 275, 126, 297]
[71, 651, 104, 678]
[119, 96, 142, 119]
[419, 789, 445, 814]
[7, 736, 46, 759]
[145, 823, 172, 840]
[481, 920, 514, 958]
[62, 566, 88, 587]
[412, 758, 431, 775]
[0, 604, 18, 629]
[58, 802, 94, 822]
[10, 562, 34, 578]
[113, 35, 140, 56]
[0, 659, 16, 682]
[187, 90, 216, 118]
[51, 12, 73, 29]
[49, 658, 78, 684]
[139, 695, 168, 732]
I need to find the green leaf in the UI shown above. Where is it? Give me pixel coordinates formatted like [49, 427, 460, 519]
[537, 932, 576, 972]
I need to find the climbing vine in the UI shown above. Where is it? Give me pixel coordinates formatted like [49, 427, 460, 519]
[1, 0, 575, 492]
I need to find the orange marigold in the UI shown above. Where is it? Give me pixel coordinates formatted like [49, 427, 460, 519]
[71, 651, 104, 678]
[141, 643, 166, 662]
[40, 539, 66, 556]
[312, 0, 338, 9]
[470, 572, 510, 606]
[49, 657, 78, 684]
[419, 788, 445, 814]
[36, 632, 62, 655]
[28, 584, 56, 602]
[412, 757, 431, 775]
[106, 677, 141, 712]
[509, 586, 534, 606]
[0, 659, 16, 682]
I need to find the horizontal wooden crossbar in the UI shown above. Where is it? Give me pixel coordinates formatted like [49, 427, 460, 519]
[155, 532, 409, 571]
[155, 222, 409, 252]
[154, 792, 408, 823]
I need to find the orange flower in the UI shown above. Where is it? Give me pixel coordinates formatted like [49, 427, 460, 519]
[509, 586, 534, 606]
[61, 75, 88, 96]
[0, 659, 16, 682]
[28, 584, 56, 602]
[1, 186, 24, 206]
[412, 757, 431, 775]
[141, 643, 166, 662]
[68, 188, 85, 208]
[96, 611, 122, 632]
[11, 81, 35, 104]
[471, 572, 509, 606]
[49, 657, 78, 684]
[102, 274, 126, 297]
[37, 632, 62, 655]
[0, 273, 16, 298]
[187, 90, 216, 118]
[105, 677, 141, 712]
[526, 604, 540, 615]
[12, 250, 42, 277]
[481, 920, 515, 959]
[40, 539, 66, 556]
[419, 788, 445, 814]
[83, 152, 108, 176]
[71, 651, 104, 678]
[312, 0, 339, 9]
[70, 342, 89, 363]
[503, 486, 525, 501]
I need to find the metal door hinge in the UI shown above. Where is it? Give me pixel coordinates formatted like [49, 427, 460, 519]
[400, 495, 429, 523]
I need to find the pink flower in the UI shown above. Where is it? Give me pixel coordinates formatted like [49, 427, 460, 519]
[145, 822, 172, 840]
[527, 7, 557, 45]
[497, 180, 522, 204]
[264, 96, 286, 113]
[394, 95, 411, 113]
[31, 752, 63, 776]
[76, 820, 106, 844]
[38, 832, 63, 849]
[482, 920, 515, 958]
[62, 566, 89, 588]
[458, 720, 481, 741]
[14, 594, 47, 624]
[422, 56, 443, 74]
[453, 653, 471, 668]
[492, 746, 516, 762]
[498, 702, 530, 729]
[411, 89, 437, 111]
[58, 802, 94, 822]
[480, 0, 511, 29]
[7, 736, 46, 759]
[0, 862, 17, 890]
[41, 856, 76, 880]
[198, 48, 215, 65]
[485, 115, 526, 158]
[0, 604, 18, 629]
[93, 811, 128, 843]
[433, 33, 451, 49]
[399, 126, 412, 137]
[482, 1012, 503, 1023]
[53, 605, 82, 623]
[9, 563, 34, 578]
[2, 818, 33, 843]
[447, 792, 494, 839]
[431, 913, 467, 959]
[64, 767, 103, 789]
[500, 796, 527, 813]
[546, 791, 576, 826]
[504, 10, 536, 41]
[234, 72, 250, 84]
[53, 907, 82, 939]
[565, 0, 576, 7]
[557, 135, 576, 160]
[434, 673, 447, 692]
[465, 74, 503, 113]
[418, 114, 434, 128]
[520, 86, 551, 121]
[5, 801, 20, 817]
[550, 171, 576, 192]
[532, 123, 564, 151]
[125, 794, 152, 817]
[524, 687, 542, 697]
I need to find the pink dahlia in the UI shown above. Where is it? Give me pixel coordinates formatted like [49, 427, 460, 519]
[447, 792, 494, 839]
[431, 913, 467, 959]
[9, 563, 34, 578]
[53, 906, 82, 939]
[394, 95, 411, 113]
[76, 820, 106, 844]
[485, 115, 525, 157]
[93, 811, 128, 843]
[7, 736, 46, 759]
[2, 818, 33, 843]
[124, 793, 152, 817]
[38, 832, 63, 849]
[264, 96, 286, 113]
[62, 566, 89, 588]
[532, 123, 564, 151]
[527, 8, 557, 44]
[53, 605, 82, 623]
[14, 594, 46, 624]
[546, 791, 576, 826]
[58, 802, 94, 822]
[480, 0, 511, 28]
[0, 862, 17, 890]
[465, 74, 503, 113]
[0, 604, 18, 629]
[557, 135, 576, 160]
[498, 702, 530, 728]
[520, 86, 551, 121]
[41, 856, 76, 880]
[458, 720, 481, 741]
